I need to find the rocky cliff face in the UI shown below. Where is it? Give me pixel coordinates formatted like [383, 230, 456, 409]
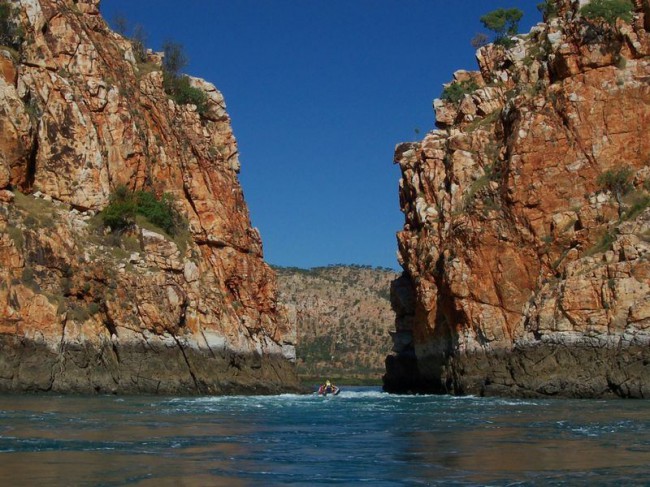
[0, 0, 299, 394]
[275, 265, 397, 381]
[385, 0, 650, 398]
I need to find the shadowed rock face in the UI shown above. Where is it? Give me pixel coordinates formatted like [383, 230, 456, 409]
[0, 0, 300, 394]
[385, 0, 650, 398]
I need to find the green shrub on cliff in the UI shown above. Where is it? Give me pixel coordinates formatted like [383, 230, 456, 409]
[162, 41, 209, 116]
[102, 186, 137, 232]
[134, 190, 179, 235]
[0, 0, 24, 49]
[441, 79, 479, 104]
[0, 1, 11, 43]
[580, 0, 634, 25]
[597, 167, 633, 201]
[164, 73, 209, 114]
[537, 1, 559, 19]
[102, 186, 183, 236]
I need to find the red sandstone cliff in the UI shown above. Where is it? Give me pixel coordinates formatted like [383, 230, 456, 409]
[0, 0, 299, 393]
[385, 0, 650, 398]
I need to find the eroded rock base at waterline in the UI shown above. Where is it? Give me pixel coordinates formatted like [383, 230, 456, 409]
[384, 341, 649, 399]
[0, 335, 303, 395]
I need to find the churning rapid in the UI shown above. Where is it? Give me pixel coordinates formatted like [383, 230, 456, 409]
[0, 389, 648, 484]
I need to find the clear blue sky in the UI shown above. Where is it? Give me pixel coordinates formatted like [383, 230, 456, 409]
[101, 1, 542, 270]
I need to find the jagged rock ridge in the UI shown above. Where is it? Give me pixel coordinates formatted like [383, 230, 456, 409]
[385, 0, 650, 398]
[0, 0, 300, 394]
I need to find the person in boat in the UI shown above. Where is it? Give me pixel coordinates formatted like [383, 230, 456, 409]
[318, 379, 339, 395]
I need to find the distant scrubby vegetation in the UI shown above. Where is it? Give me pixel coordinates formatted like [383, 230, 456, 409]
[275, 265, 398, 384]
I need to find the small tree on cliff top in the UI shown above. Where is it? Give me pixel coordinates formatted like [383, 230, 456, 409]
[470, 32, 489, 49]
[480, 8, 524, 46]
[131, 24, 148, 63]
[161, 41, 208, 116]
[162, 40, 188, 77]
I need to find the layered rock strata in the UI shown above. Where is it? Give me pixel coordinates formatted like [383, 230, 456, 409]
[0, 0, 299, 394]
[385, 0, 650, 398]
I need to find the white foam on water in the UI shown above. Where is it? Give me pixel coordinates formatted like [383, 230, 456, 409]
[491, 400, 542, 406]
[335, 389, 386, 399]
[174, 393, 307, 405]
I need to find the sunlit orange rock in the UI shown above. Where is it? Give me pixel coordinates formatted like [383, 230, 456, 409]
[386, 0, 650, 398]
[0, 0, 299, 394]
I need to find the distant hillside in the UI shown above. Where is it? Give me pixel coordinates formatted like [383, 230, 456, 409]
[274, 265, 398, 382]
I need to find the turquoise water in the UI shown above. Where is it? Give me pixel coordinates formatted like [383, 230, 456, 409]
[0, 387, 648, 486]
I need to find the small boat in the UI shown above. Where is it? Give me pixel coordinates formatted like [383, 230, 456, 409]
[318, 382, 341, 396]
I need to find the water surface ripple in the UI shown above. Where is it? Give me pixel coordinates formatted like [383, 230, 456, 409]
[0, 387, 648, 485]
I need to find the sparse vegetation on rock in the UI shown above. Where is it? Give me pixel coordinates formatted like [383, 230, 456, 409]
[0, 0, 298, 395]
[130, 25, 148, 63]
[0, 0, 23, 49]
[389, 0, 650, 398]
[102, 185, 184, 236]
[112, 13, 148, 63]
[597, 167, 633, 216]
[580, 0, 634, 25]
[162, 41, 209, 116]
[441, 79, 479, 104]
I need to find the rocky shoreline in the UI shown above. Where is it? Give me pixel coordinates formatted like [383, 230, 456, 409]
[0, 335, 303, 395]
[386, 340, 649, 398]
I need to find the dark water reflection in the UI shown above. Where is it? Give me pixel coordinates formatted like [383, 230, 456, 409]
[0, 390, 648, 485]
